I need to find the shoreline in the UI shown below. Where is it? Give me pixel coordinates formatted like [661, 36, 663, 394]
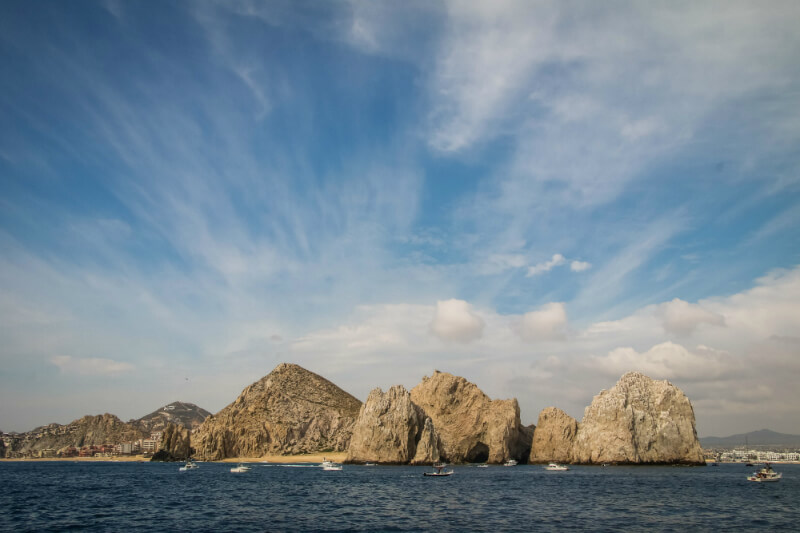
[0, 452, 348, 464]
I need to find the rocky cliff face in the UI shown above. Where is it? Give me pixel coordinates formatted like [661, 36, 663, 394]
[529, 407, 578, 464]
[346, 385, 440, 464]
[530, 372, 705, 465]
[409, 371, 530, 464]
[157, 422, 192, 461]
[193, 363, 362, 460]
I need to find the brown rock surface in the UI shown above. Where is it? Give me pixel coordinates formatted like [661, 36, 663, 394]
[409, 370, 530, 463]
[346, 385, 440, 464]
[529, 407, 578, 464]
[571, 372, 705, 464]
[193, 363, 362, 460]
[159, 422, 192, 460]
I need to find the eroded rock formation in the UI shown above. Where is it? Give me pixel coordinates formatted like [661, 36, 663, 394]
[529, 407, 578, 464]
[193, 363, 362, 460]
[409, 370, 530, 464]
[346, 385, 440, 464]
[530, 372, 705, 465]
[157, 422, 192, 461]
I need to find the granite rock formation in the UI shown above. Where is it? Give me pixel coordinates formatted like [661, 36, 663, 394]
[345, 385, 440, 464]
[409, 371, 530, 464]
[529, 372, 705, 465]
[529, 407, 577, 464]
[157, 422, 192, 461]
[194, 363, 362, 460]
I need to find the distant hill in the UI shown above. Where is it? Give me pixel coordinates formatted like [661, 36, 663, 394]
[136, 401, 211, 432]
[700, 429, 800, 448]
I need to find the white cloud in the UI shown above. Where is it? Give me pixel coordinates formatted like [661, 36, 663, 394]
[659, 298, 725, 336]
[570, 260, 591, 272]
[50, 355, 134, 376]
[590, 341, 732, 382]
[526, 253, 565, 276]
[429, 299, 485, 343]
[517, 302, 568, 342]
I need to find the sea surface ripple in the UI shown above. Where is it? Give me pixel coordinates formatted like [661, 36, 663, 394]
[1, 462, 798, 532]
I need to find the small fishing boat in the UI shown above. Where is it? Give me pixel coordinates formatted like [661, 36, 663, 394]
[323, 463, 343, 471]
[424, 462, 453, 477]
[230, 463, 251, 473]
[747, 463, 781, 482]
[544, 463, 569, 471]
[503, 459, 518, 467]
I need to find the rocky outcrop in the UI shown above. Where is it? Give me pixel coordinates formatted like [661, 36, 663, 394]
[346, 385, 440, 464]
[158, 423, 192, 461]
[409, 371, 530, 464]
[529, 407, 578, 464]
[11, 414, 148, 454]
[573, 372, 705, 464]
[530, 372, 705, 465]
[193, 363, 362, 460]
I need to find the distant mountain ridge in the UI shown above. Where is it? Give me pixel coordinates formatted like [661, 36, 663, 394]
[700, 429, 800, 447]
[136, 401, 211, 432]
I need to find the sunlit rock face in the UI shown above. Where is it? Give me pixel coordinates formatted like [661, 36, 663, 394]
[193, 363, 362, 460]
[529, 407, 578, 464]
[530, 372, 705, 465]
[572, 372, 705, 464]
[345, 385, 440, 465]
[409, 370, 531, 464]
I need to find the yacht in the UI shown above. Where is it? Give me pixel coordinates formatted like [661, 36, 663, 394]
[503, 459, 518, 466]
[179, 460, 198, 471]
[544, 463, 569, 471]
[230, 463, 251, 473]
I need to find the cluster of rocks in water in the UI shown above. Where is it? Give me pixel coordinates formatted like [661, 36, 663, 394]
[190, 363, 705, 466]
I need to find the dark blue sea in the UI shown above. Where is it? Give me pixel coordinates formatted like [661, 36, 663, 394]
[1, 462, 798, 532]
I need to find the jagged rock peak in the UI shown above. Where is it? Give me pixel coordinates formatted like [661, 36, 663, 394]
[137, 401, 211, 432]
[410, 371, 530, 464]
[529, 407, 577, 464]
[346, 385, 440, 465]
[193, 363, 362, 460]
[571, 372, 705, 465]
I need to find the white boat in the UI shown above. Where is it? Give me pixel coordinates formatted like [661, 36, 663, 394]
[230, 463, 251, 473]
[179, 460, 199, 471]
[364, 462, 377, 466]
[323, 463, 343, 471]
[424, 462, 453, 477]
[545, 463, 569, 471]
[503, 459, 518, 466]
[476, 464, 489, 468]
[747, 463, 781, 482]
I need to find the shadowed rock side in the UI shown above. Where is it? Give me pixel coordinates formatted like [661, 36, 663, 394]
[529, 407, 578, 464]
[155, 422, 192, 461]
[530, 372, 705, 465]
[345, 385, 441, 465]
[409, 371, 530, 464]
[193, 363, 362, 460]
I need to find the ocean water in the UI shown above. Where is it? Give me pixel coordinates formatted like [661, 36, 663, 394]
[1, 462, 798, 532]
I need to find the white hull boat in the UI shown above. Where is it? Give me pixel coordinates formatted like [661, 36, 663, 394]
[230, 464, 251, 473]
[747, 464, 781, 482]
[503, 459, 518, 466]
[545, 463, 569, 471]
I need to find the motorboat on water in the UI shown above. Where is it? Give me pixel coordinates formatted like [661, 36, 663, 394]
[747, 463, 782, 482]
[179, 460, 199, 471]
[503, 459, 518, 466]
[544, 463, 569, 471]
[323, 463, 343, 471]
[230, 463, 251, 473]
[364, 462, 377, 466]
[476, 464, 489, 468]
[424, 462, 453, 477]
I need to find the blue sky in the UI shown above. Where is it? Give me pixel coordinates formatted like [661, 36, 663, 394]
[1, 1, 799, 437]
